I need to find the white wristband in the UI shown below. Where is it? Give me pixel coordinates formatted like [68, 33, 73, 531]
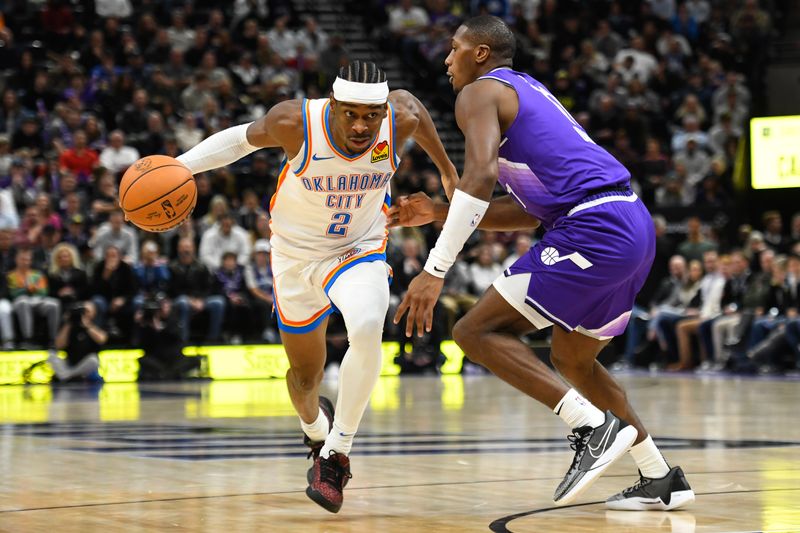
[424, 189, 489, 278]
[176, 122, 259, 174]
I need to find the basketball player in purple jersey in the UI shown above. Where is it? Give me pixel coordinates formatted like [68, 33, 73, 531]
[392, 16, 694, 510]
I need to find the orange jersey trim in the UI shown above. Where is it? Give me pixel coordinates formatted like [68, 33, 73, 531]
[269, 162, 291, 212]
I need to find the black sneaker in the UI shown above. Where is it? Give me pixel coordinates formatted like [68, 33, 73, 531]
[553, 410, 638, 506]
[306, 451, 352, 513]
[606, 466, 695, 510]
[303, 396, 335, 459]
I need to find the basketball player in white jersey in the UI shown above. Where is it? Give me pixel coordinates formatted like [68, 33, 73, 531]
[175, 61, 457, 513]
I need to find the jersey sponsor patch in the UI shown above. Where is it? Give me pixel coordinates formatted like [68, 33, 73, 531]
[371, 140, 389, 163]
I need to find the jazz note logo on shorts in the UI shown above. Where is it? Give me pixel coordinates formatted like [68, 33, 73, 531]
[371, 141, 389, 163]
[540, 247, 593, 270]
[161, 199, 176, 219]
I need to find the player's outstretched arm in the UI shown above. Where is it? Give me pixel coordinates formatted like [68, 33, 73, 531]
[390, 90, 459, 200]
[176, 100, 303, 175]
[389, 193, 539, 230]
[393, 81, 506, 337]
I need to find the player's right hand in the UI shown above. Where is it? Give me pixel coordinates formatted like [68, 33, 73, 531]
[386, 192, 435, 228]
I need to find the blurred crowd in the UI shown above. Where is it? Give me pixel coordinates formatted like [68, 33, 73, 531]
[0, 0, 795, 377]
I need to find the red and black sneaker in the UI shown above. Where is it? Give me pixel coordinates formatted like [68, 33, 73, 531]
[302, 396, 335, 459]
[306, 451, 352, 513]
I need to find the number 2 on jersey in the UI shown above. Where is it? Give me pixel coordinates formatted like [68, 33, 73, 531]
[326, 212, 352, 237]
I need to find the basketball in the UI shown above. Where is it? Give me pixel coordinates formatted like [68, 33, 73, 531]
[119, 155, 196, 232]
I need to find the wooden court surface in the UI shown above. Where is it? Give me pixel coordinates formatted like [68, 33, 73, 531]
[0, 373, 799, 532]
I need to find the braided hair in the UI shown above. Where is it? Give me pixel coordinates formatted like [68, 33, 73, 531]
[338, 60, 388, 84]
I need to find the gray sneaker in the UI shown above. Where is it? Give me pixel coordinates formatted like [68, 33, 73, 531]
[606, 466, 695, 511]
[553, 411, 638, 506]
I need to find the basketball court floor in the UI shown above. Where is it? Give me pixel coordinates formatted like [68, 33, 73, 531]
[0, 373, 798, 532]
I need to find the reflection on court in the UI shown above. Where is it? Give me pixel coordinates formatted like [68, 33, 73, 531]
[0, 374, 799, 532]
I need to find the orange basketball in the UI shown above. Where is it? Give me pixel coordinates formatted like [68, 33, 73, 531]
[119, 155, 196, 232]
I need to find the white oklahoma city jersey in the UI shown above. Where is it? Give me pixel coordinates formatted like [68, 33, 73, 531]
[269, 97, 400, 261]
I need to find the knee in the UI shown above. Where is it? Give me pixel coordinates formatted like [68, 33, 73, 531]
[288, 365, 324, 393]
[206, 297, 225, 311]
[347, 312, 384, 347]
[452, 317, 483, 360]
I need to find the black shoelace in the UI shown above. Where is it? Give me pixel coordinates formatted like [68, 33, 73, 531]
[565, 427, 593, 473]
[320, 455, 352, 487]
[306, 443, 323, 460]
[623, 475, 652, 495]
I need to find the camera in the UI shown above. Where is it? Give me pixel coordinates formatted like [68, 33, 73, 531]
[141, 298, 163, 322]
[69, 303, 88, 326]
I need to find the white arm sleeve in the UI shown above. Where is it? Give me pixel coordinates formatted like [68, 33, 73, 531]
[176, 123, 260, 174]
[424, 189, 489, 278]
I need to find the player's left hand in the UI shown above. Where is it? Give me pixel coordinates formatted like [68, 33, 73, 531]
[393, 271, 444, 337]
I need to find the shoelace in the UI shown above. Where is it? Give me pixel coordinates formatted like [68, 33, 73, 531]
[623, 475, 652, 495]
[306, 443, 323, 460]
[565, 428, 593, 473]
[319, 455, 352, 487]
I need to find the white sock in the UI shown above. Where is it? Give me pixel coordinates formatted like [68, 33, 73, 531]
[300, 407, 329, 442]
[320, 421, 356, 457]
[629, 435, 670, 478]
[554, 388, 606, 429]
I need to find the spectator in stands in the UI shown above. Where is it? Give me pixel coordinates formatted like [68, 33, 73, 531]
[712, 248, 772, 368]
[673, 138, 711, 188]
[267, 15, 299, 63]
[791, 213, 800, 247]
[762, 210, 787, 253]
[502, 234, 534, 270]
[48, 242, 88, 310]
[650, 259, 704, 363]
[133, 241, 170, 309]
[746, 254, 798, 348]
[214, 251, 252, 344]
[674, 251, 727, 370]
[678, 216, 717, 263]
[199, 213, 251, 271]
[708, 112, 742, 155]
[245, 239, 277, 343]
[169, 237, 225, 344]
[167, 10, 195, 53]
[48, 301, 105, 383]
[593, 19, 625, 60]
[468, 244, 504, 296]
[613, 35, 658, 83]
[0, 275, 14, 349]
[34, 224, 62, 272]
[619, 254, 687, 369]
[7, 248, 60, 348]
[99, 130, 140, 175]
[92, 210, 138, 263]
[91, 245, 137, 337]
[11, 116, 43, 158]
[58, 130, 99, 180]
[237, 189, 267, 234]
[198, 194, 229, 235]
[672, 116, 710, 153]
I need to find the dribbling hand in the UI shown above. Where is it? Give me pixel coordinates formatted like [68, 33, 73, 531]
[393, 271, 444, 337]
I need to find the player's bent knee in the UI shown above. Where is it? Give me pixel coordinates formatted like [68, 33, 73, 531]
[287, 367, 324, 393]
[452, 318, 484, 360]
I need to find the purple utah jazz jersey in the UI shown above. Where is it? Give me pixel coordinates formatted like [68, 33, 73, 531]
[478, 68, 630, 229]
